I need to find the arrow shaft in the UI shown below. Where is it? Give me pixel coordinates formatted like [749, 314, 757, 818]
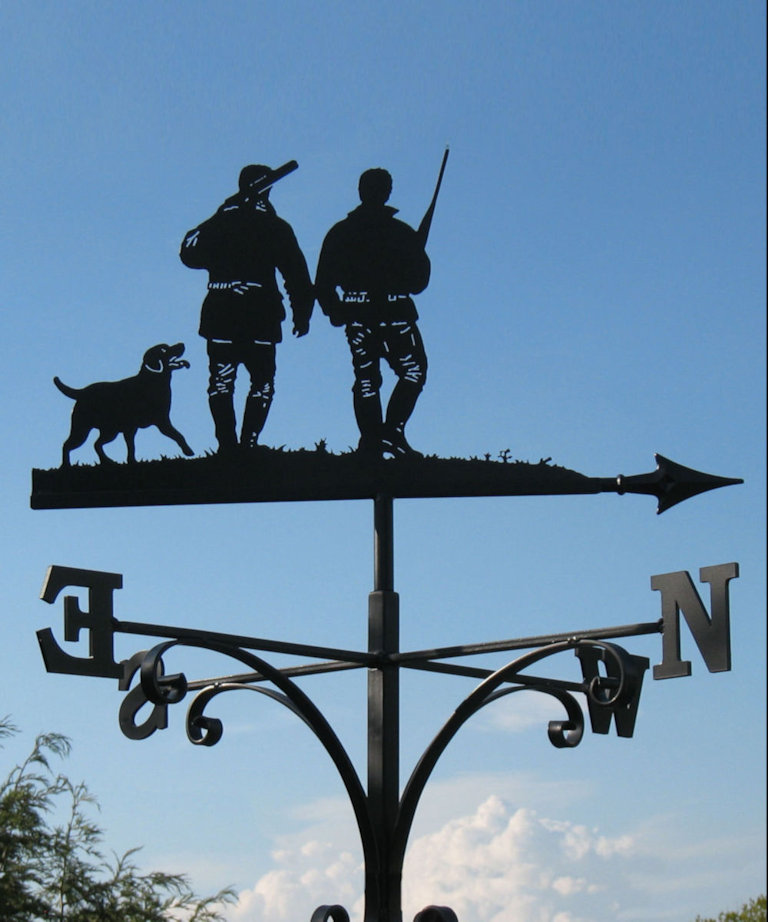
[30, 456, 741, 512]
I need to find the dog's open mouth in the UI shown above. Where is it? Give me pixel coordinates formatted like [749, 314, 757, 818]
[168, 343, 190, 370]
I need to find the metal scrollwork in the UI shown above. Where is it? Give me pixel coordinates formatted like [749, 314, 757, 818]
[392, 638, 640, 884]
[575, 641, 649, 737]
[414, 907, 459, 922]
[185, 682, 306, 748]
[478, 684, 585, 749]
[139, 641, 189, 705]
[582, 642, 631, 707]
[113, 625, 647, 922]
[310, 905, 350, 922]
[116, 635, 379, 907]
[185, 684, 225, 747]
[118, 651, 169, 740]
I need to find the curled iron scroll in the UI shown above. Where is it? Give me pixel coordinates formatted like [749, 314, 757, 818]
[582, 641, 645, 708]
[414, 907, 459, 922]
[483, 684, 585, 749]
[310, 906, 350, 922]
[139, 641, 188, 704]
[186, 681, 306, 747]
[119, 650, 169, 740]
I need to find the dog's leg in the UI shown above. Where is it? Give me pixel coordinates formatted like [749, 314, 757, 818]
[61, 440, 76, 468]
[94, 430, 119, 464]
[155, 420, 194, 457]
[124, 429, 137, 464]
[61, 419, 93, 467]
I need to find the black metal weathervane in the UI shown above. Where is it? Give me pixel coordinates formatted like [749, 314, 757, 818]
[32, 152, 743, 922]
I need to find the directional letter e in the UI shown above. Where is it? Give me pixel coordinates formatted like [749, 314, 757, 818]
[38, 565, 123, 678]
[652, 563, 739, 680]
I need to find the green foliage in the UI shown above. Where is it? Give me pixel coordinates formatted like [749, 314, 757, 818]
[0, 717, 236, 921]
[695, 895, 767, 922]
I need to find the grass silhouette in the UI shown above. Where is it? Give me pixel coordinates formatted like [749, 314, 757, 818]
[31, 445, 595, 510]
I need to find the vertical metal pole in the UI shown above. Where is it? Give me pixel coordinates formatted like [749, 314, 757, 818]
[367, 494, 401, 922]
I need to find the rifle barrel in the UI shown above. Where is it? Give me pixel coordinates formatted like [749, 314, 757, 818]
[418, 147, 450, 244]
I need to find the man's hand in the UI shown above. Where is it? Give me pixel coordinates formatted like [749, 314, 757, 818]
[293, 322, 310, 337]
[327, 295, 347, 327]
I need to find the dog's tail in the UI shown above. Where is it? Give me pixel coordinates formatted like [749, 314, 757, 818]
[53, 376, 81, 399]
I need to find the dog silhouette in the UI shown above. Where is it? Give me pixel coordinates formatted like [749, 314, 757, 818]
[54, 342, 194, 466]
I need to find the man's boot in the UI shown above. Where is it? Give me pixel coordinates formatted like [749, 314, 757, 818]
[382, 380, 423, 458]
[208, 394, 238, 457]
[353, 391, 383, 459]
[241, 393, 272, 451]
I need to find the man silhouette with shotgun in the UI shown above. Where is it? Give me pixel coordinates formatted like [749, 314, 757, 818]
[315, 151, 448, 458]
[180, 162, 313, 456]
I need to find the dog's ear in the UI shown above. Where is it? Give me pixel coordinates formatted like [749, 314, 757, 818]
[143, 345, 168, 374]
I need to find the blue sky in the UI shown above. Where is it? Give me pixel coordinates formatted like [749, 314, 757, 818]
[1, 2, 765, 920]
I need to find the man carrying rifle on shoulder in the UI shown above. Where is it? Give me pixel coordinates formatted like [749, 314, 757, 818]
[180, 162, 314, 456]
[315, 155, 446, 459]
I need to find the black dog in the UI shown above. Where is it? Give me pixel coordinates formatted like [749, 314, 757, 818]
[54, 343, 194, 466]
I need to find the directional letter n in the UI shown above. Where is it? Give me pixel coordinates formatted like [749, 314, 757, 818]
[652, 563, 739, 680]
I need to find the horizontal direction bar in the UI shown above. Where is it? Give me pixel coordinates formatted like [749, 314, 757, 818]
[115, 619, 373, 665]
[400, 660, 495, 679]
[113, 618, 661, 674]
[393, 619, 663, 665]
[187, 659, 366, 689]
[399, 659, 598, 695]
[190, 659, 599, 692]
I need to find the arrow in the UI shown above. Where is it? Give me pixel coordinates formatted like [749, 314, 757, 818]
[611, 454, 744, 514]
[31, 452, 743, 511]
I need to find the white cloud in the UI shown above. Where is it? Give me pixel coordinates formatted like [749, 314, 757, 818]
[401, 796, 637, 922]
[229, 843, 363, 922]
[551, 876, 589, 896]
[225, 792, 641, 922]
[221, 782, 762, 922]
[408, 770, 591, 841]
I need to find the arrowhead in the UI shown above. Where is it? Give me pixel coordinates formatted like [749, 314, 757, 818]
[617, 454, 743, 514]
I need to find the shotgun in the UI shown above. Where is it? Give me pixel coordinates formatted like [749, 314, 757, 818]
[221, 160, 299, 210]
[246, 159, 299, 195]
[417, 147, 449, 246]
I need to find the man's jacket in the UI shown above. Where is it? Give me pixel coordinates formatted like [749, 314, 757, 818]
[181, 202, 313, 343]
[315, 204, 430, 326]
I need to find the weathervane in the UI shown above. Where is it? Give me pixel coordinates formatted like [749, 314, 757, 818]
[32, 153, 743, 922]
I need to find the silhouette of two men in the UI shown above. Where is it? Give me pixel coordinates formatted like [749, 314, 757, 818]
[181, 164, 430, 459]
